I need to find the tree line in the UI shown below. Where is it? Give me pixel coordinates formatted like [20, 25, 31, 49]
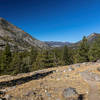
[0, 36, 100, 75]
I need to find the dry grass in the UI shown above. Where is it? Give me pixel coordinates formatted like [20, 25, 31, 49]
[0, 62, 100, 100]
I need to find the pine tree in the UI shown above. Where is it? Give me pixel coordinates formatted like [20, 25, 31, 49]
[33, 50, 56, 70]
[9, 53, 21, 74]
[33, 50, 43, 70]
[30, 47, 38, 65]
[44, 50, 56, 67]
[62, 45, 72, 65]
[77, 36, 89, 63]
[0, 43, 12, 74]
[73, 49, 79, 63]
[88, 38, 100, 61]
[52, 48, 64, 66]
[10, 52, 29, 75]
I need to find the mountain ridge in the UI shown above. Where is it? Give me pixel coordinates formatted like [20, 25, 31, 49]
[45, 33, 100, 48]
[0, 17, 100, 49]
[0, 17, 48, 51]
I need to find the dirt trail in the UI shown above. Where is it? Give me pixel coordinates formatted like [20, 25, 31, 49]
[80, 71, 100, 100]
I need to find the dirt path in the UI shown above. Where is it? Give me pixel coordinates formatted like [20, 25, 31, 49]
[80, 71, 100, 100]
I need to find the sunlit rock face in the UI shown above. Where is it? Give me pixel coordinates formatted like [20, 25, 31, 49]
[0, 17, 48, 51]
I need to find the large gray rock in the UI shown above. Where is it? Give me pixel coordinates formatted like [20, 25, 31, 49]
[63, 87, 78, 97]
[62, 87, 79, 100]
[62, 87, 86, 100]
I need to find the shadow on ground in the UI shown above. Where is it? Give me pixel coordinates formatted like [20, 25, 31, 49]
[0, 70, 55, 89]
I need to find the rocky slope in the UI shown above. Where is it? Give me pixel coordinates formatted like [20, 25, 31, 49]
[0, 62, 100, 100]
[0, 17, 48, 51]
[87, 33, 100, 43]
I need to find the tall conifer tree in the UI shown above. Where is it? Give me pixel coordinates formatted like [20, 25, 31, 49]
[0, 43, 12, 74]
[89, 37, 100, 61]
[77, 36, 89, 63]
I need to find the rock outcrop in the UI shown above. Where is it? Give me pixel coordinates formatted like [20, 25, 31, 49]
[62, 87, 78, 100]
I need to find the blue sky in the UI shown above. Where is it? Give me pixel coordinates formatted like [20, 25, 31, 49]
[0, 0, 100, 42]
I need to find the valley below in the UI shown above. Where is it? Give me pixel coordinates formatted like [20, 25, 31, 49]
[0, 62, 100, 100]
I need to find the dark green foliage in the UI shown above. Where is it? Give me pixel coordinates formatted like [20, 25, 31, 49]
[0, 43, 12, 74]
[9, 53, 23, 74]
[1, 36, 100, 75]
[62, 46, 73, 65]
[88, 37, 100, 61]
[33, 50, 56, 70]
[52, 47, 63, 66]
[77, 36, 89, 63]
[30, 47, 38, 65]
[72, 49, 79, 63]
[10, 52, 30, 75]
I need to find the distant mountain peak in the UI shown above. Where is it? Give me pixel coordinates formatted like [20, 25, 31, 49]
[90, 33, 96, 36]
[87, 33, 100, 40]
[88, 32, 99, 37]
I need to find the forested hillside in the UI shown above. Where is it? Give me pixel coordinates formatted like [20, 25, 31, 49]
[0, 35, 100, 75]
